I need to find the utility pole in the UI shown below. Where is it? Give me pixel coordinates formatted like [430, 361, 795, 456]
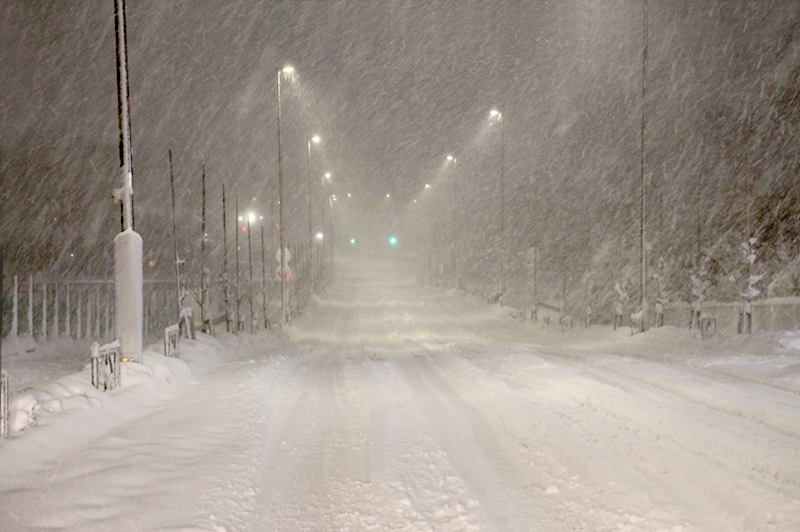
[169, 150, 183, 324]
[639, 0, 649, 332]
[247, 216, 254, 333]
[235, 198, 240, 333]
[222, 184, 231, 332]
[201, 165, 207, 332]
[113, 0, 143, 362]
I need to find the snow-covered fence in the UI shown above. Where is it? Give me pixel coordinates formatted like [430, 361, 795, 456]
[1, 370, 8, 440]
[664, 297, 800, 333]
[164, 324, 180, 358]
[90, 340, 121, 391]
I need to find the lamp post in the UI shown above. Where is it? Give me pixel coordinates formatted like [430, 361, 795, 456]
[447, 155, 459, 288]
[113, 0, 143, 363]
[277, 65, 293, 326]
[490, 109, 505, 307]
[307, 135, 321, 247]
[321, 172, 331, 261]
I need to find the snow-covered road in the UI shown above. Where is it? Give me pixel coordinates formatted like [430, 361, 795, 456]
[2, 256, 800, 531]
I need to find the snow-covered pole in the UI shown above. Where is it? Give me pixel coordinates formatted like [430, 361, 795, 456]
[638, 0, 649, 332]
[499, 114, 505, 308]
[278, 68, 287, 326]
[113, 0, 143, 363]
[235, 197, 241, 333]
[201, 165, 206, 331]
[1, 244, 3, 375]
[27, 274, 33, 337]
[248, 216, 254, 333]
[65, 283, 70, 338]
[41, 283, 47, 341]
[54, 283, 59, 338]
[277, 66, 294, 326]
[11, 275, 18, 338]
[222, 184, 231, 332]
[261, 226, 267, 326]
[169, 150, 182, 322]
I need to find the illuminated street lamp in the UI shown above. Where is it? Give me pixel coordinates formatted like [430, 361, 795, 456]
[321, 172, 332, 260]
[446, 155, 459, 288]
[277, 65, 294, 325]
[307, 135, 321, 247]
[490, 109, 505, 307]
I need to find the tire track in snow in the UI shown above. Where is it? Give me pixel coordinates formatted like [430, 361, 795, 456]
[453, 346, 800, 532]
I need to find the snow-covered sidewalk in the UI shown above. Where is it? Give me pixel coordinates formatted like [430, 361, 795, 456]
[1, 256, 799, 531]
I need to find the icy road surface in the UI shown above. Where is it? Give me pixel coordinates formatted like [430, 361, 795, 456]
[2, 257, 800, 531]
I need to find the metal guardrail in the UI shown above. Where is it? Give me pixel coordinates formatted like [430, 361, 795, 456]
[164, 324, 180, 358]
[90, 340, 121, 391]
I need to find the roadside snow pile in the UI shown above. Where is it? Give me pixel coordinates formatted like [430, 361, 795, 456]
[776, 330, 800, 350]
[8, 352, 190, 433]
[5, 331, 247, 435]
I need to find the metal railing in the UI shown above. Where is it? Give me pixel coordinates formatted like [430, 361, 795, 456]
[90, 340, 121, 391]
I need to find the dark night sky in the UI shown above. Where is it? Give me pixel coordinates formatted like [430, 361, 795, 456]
[3, 0, 799, 299]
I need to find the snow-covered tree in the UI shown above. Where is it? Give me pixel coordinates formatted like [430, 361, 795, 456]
[736, 238, 766, 333]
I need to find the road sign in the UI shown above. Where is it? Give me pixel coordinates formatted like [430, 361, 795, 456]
[276, 265, 292, 280]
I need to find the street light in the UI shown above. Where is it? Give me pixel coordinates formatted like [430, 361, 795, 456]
[490, 109, 505, 307]
[321, 172, 332, 261]
[307, 135, 321, 247]
[277, 65, 294, 325]
[446, 155, 459, 288]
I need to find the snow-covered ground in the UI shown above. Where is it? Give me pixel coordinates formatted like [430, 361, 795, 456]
[1, 256, 800, 531]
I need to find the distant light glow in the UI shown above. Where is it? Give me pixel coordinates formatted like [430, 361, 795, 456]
[447, 155, 454, 161]
[389, 236, 397, 245]
[316, 232, 324, 240]
[350, 238, 356, 245]
[324, 172, 331, 179]
[281, 65, 295, 73]
[311, 135, 321, 143]
[386, 193, 391, 198]
[425, 184, 431, 189]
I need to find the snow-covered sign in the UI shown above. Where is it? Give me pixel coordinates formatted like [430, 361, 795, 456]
[275, 248, 291, 265]
[276, 265, 293, 280]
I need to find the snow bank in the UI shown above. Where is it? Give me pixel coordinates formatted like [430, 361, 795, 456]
[4, 330, 270, 435]
[776, 330, 800, 350]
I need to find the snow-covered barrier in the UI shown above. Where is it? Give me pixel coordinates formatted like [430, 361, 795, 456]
[90, 340, 121, 391]
[180, 306, 195, 340]
[664, 297, 800, 333]
[1, 369, 8, 439]
[164, 324, 180, 358]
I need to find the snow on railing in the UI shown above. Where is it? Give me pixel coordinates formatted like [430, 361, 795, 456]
[1, 370, 8, 440]
[90, 340, 121, 391]
[164, 324, 180, 358]
[179, 306, 195, 340]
